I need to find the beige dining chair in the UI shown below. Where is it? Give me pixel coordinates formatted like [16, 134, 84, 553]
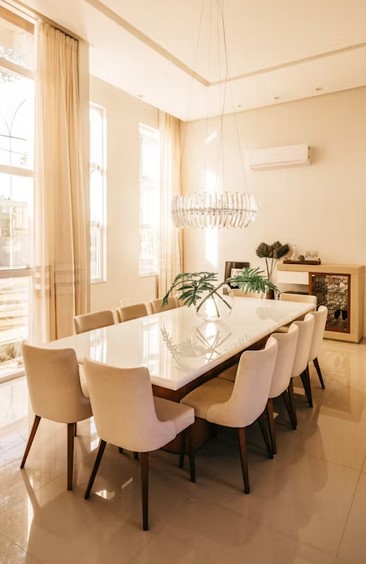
[308, 305, 328, 389]
[150, 296, 179, 313]
[83, 359, 196, 531]
[21, 343, 92, 490]
[74, 310, 115, 334]
[181, 338, 278, 494]
[116, 302, 150, 322]
[279, 292, 317, 309]
[287, 313, 315, 428]
[266, 324, 299, 454]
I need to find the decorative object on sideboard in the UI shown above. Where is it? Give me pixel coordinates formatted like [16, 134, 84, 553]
[163, 268, 277, 321]
[256, 241, 290, 281]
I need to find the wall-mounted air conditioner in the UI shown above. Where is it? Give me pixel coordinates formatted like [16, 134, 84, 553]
[247, 144, 311, 171]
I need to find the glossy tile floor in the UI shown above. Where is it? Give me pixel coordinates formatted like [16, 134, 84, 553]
[1, 338, 366, 563]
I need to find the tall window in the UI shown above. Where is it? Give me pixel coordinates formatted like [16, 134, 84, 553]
[0, 11, 34, 380]
[139, 124, 160, 276]
[89, 103, 106, 283]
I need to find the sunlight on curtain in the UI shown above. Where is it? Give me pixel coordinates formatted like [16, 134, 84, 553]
[158, 111, 182, 296]
[32, 23, 89, 342]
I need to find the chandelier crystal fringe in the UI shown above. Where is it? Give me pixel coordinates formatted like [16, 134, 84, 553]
[172, 191, 257, 229]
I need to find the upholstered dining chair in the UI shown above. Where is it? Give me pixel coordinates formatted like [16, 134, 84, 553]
[279, 292, 317, 309]
[83, 359, 195, 531]
[308, 305, 328, 389]
[288, 313, 315, 427]
[20, 343, 92, 490]
[266, 324, 299, 454]
[150, 296, 179, 314]
[116, 302, 150, 322]
[181, 338, 278, 494]
[74, 310, 115, 334]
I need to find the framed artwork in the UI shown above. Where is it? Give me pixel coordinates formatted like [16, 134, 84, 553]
[225, 261, 250, 288]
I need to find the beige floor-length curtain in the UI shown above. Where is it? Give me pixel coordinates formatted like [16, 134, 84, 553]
[158, 111, 183, 296]
[32, 22, 89, 342]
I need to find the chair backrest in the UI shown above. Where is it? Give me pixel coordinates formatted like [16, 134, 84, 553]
[117, 303, 150, 322]
[269, 324, 299, 399]
[207, 338, 278, 428]
[74, 310, 115, 334]
[279, 293, 317, 310]
[291, 313, 315, 377]
[308, 305, 328, 361]
[84, 359, 176, 452]
[230, 289, 264, 299]
[150, 297, 179, 314]
[22, 342, 91, 423]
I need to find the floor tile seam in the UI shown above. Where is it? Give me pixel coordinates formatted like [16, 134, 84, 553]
[334, 467, 364, 560]
[301, 451, 364, 473]
[0, 529, 43, 563]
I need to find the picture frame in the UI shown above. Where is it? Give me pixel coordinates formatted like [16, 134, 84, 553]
[225, 261, 250, 288]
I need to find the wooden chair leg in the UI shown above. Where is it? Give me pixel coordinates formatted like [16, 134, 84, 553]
[286, 379, 297, 429]
[141, 452, 149, 531]
[258, 414, 273, 459]
[74, 422, 77, 437]
[84, 439, 107, 499]
[133, 452, 139, 460]
[313, 357, 325, 389]
[67, 423, 75, 491]
[187, 426, 195, 483]
[179, 429, 186, 469]
[300, 367, 313, 407]
[266, 398, 277, 455]
[20, 415, 41, 469]
[238, 428, 250, 494]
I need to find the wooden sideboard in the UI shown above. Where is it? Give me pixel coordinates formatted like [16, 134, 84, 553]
[277, 263, 365, 343]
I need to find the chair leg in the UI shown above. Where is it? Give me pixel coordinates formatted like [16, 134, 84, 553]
[266, 398, 277, 455]
[286, 379, 297, 429]
[300, 367, 313, 407]
[313, 357, 325, 389]
[179, 429, 186, 469]
[84, 439, 107, 499]
[74, 422, 77, 437]
[258, 414, 273, 459]
[133, 452, 139, 460]
[141, 452, 149, 531]
[187, 426, 195, 483]
[67, 423, 75, 491]
[20, 415, 41, 469]
[118, 447, 124, 454]
[238, 428, 250, 494]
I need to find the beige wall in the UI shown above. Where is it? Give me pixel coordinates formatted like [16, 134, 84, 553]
[181, 87, 366, 331]
[89, 76, 158, 311]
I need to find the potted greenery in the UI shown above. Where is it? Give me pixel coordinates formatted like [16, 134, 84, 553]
[163, 267, 277, 321]
[256, 241, 290, 297]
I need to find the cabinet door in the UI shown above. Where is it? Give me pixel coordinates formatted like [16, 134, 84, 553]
[310, 273, 351, 334]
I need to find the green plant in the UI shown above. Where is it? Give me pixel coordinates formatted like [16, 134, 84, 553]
[256, 240, 290, 281]
[163, 267, 278, 317]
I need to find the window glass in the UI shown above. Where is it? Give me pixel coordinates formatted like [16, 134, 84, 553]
[89, 104, 106, 283]
[139, 124, 160, 276]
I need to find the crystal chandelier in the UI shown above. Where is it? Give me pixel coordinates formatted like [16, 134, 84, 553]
[172, 191, 257, 229]
[172, 0, 257, 230]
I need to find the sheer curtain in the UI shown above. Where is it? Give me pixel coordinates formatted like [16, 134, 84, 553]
[158, 111, 183, 296]
[32, 23, 89, 342]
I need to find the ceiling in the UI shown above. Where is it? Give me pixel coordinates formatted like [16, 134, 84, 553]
[14, 0, 366, 120]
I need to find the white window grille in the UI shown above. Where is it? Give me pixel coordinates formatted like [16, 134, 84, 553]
[89, 103, 106, 283]
[139, 124, 160, 276]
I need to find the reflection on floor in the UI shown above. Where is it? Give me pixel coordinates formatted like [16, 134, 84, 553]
[1, 338, 366, 563]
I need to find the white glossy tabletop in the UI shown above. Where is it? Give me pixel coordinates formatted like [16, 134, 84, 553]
[45, 298, 313, 391]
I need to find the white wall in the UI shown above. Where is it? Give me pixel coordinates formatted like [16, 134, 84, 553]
[89, 76, 158, 311]
[181, 87, 366, 331]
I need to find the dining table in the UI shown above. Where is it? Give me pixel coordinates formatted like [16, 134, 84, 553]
[45, 297, 314, 401]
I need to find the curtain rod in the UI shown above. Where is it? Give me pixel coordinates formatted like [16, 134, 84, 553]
[0, 0, 85, 41]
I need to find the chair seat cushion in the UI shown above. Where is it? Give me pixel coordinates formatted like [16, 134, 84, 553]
[181, 378, 233, 420]
[154, 397, 195, 435]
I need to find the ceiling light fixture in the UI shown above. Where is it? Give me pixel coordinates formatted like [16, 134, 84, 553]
[172, 0, 257, 230]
